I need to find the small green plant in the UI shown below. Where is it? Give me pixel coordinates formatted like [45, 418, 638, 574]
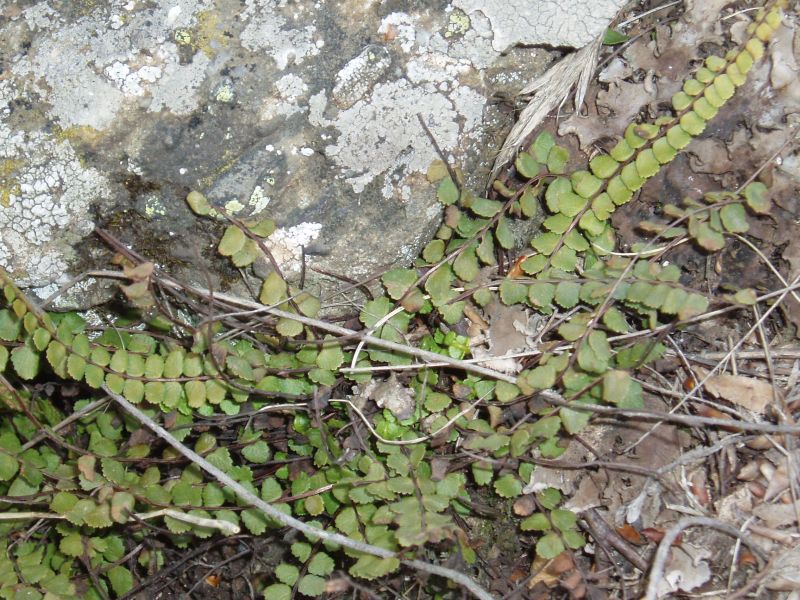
[0, 2, 787, 598]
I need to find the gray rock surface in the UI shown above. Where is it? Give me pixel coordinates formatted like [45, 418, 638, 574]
[0, 0, 624, 308]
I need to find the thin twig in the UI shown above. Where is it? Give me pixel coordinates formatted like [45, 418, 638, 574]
[643, 517, 766, 600]
[103, 385, 496, 600]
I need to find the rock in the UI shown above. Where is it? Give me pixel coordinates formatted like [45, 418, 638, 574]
[0, 0, 623, 309]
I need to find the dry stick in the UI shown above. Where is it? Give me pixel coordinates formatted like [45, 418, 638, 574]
[643, 517, 766, 600]
[581, 509, 648, 572]
[102, 385, 496, 600]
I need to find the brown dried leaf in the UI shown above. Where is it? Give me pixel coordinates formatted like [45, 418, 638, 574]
[616, 523, 645, 545]
[513, 495, 536, 517]
[695, 367, 777, 414]
[123, 261, 155, 281]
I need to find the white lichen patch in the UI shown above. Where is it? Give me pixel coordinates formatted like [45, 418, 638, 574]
[265, 222, 322, 274]
[248, 185, 271, 213]
[240, 0, 320, 70]
[454, 0, 627, 51]
[0, 84, 109, 286]
[12, 0, 214, 127]
[104, 60, 164, 97]
[331, 45, 391, 109]
[316, 78, 484, 195]
[378, 13, 417, 53]
[260, 74, 309, 122]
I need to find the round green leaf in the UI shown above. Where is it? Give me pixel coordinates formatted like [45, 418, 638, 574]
[720, 203, 749, 233]
[437, 177, 459, 205]
[298, 574, 326, 597]
[11, 345, 39, 380]
[536, 533, 565, 559]
[515, 152, 540, 178]
[589, 154, 619, 179]
[263, 584, 292, 600]
[521, 513, 551, 531]
[218, 226, 247, 257]
[666, 125, 692, 150]
[494, 474, 522, 498]
[275, 563, 299, 586]
[679, 110, 706, 136]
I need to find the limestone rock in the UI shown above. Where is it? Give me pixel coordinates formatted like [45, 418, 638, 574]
[0, 0, 622, 308]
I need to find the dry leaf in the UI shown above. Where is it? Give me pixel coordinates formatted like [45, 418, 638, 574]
[695, 367, 777, 414]
[513, 495, 536, 517]
[754, 500, 800, 529]
[616, 523, 645, 545]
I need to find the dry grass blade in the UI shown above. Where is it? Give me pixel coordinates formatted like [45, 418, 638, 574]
[489, 37, 603, 183]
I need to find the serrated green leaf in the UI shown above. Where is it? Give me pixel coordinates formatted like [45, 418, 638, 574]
[714, 73, 735, 100]
[521, 512, 551, 531]
[495, 216, 514, 249]
[495, 381, 520, 403]
[263, 583, 292, 600]
[260, 271, 288, 306]
[551, 508, 577, 532]
[635, 149, 659, 179]
[514, 152, 540, 179]
[720, 203, 749, 233]
[11, 345, 39, 380]
[32, 327, 51, 352]
[0, 452, 18, 481]
[695, 222, 725, 251]
[275, 563, 299, 586]
[620, 162, 644, 192]
[218, 226, 247, 257]
[529, 415, 561, 439]
[589, 154, 619, 179]
[437, 177, 459, 205]
[187, 191, 212, 216]
[554, 281, 581, 309]
[307, 552, 335, 577]
[560, 404, 591, 434]
[297, 575, 325, 598]
[536, 532, 565, 559]
[520, 364, 556, 392]
[528, 282, 555, 308]
[520, 188, 539, 218]
[242, 440, 270, 463]
[494, 474, 522, 498]
[382, 268, 418, 300]
[499, 280, 527, 305]
[680, 110, 706, 136]
[733, 288, 757, 305]
[543, 212, 571, 234]
[422, 239, 445, 263]
[570, 170, 602, 199]
[349, 555, 401, 580]
[609, 139, 634, 162]
[551, 246, 577, 272]
[531, 131, 555, 163]
[678, 293, 709, 320]
[241, 508, 268, 534]
[744, 182, 770, 214]
[607, 175, 633, 205]
[546, 146, 570, 174]
[693, 96, 718, 121]
[453, 244, 479, 282]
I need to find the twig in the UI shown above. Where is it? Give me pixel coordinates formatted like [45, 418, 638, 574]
[581, 509, 648, 572]
[643, 517, 766, 600]
[20, 397, 109, 452]
[0, 508, 239, 535]
[103, 385, 496, 600]
[417, 113, 460, 195]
